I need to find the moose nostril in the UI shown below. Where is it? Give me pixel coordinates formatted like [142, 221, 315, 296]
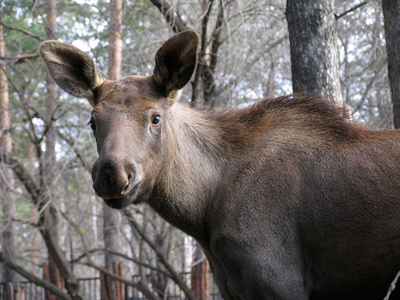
[127, 167, 135, 182]
[121, 180, 130, 195]
[121, 170, 135, 195]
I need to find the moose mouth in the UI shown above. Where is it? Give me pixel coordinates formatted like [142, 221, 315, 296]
[103, 182, 141, 209]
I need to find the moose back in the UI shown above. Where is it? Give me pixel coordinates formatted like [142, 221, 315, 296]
[40, 31, 400, 299]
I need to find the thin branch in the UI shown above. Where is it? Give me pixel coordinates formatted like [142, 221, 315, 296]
[353, 59, 386, 113]
[148, 0, 189, 33]
[384, 270, 400, 300]
[0, 152, 83, 299]
[0, 22, 46, 41]
[0, 63, 23, 100]
[63, 210, 161, 300]
[0, 152, 40, 204]
[336, 1, 368, 19]
[72, 248, 171, 278]
[0, 54, 39, 61]
[0, 253, 71, 300]
[215, 33, 288, 97]
[57, 130, 91, 172]
[88, 261, 160, 300]
[38, 225, 83, 300]
[0, 63, 42, 149]
[124, 209, 196, 300]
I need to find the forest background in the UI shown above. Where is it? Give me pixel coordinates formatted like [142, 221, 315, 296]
[0, 0, 399, 299]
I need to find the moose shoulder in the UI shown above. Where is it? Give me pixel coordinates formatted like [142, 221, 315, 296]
[40, 31, 400, 299]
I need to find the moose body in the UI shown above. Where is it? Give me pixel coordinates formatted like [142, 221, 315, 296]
[40, 32, 400, 299]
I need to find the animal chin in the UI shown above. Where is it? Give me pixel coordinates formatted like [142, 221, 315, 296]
[104, 196, 131, 209]
[103, 182, 141, 209]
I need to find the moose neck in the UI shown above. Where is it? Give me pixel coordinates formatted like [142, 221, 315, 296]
[148, 103, 229, 242]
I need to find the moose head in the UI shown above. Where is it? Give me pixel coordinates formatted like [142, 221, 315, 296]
[40, 31, 200, 209]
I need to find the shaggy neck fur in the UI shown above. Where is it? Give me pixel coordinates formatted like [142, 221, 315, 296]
[147, 95, 359, 241]
[148, 103, 228, 241]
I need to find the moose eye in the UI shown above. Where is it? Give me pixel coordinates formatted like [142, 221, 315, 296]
[88, 119, 96, 133]
[152, 115, 161, 126]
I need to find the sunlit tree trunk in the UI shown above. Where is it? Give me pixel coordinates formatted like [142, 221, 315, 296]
[286, 0, 343, 105]
[108, 0, 122, 81]
[382, 0, 400, 128]
[0, 23, 18, 293]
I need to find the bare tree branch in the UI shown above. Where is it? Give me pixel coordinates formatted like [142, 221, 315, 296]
[0, 22, 46, 41]
[38, 226, 83, 299]
[72, 248, 171, 277]
[215, 33, 288, 97]
[0, 152, 40, 204]
[384, 270, 400, 300]
[0, 54, 39, 61]
[336, 1, 368, 19]
[88, 262, 161, 300]
[57, 130, 91, 172]
[0, 252, 71, 300]
[148, 0, 189, 33]
[63, 209, 161, 300]
[124, 209, 196, 300]
[353, 59, 387, 113]
[0, 152, 83, 299]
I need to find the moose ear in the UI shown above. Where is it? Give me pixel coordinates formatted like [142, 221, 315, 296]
[153, 31, 200, 98]
[39, 41, 107, 106]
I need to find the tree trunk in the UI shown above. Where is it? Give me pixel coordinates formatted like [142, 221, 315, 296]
[103, 207, 121, 266]
[104, 0, 122, 266]
[103, 1, 123, 298]
[286, 0, 343, 105]
[45, 0, 61, 295]
[0, 23, 18, 291]
[27, 93, 40, 298]
[382, 0, 400, 128]
[108, 0, 122, 81]
[191, 244, 210, 300]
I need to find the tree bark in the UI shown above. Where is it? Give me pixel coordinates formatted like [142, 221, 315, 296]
[103, 207, 121, 266]
[27, 93, 40, 278]
[382, 0, 400, 128]
[286, 0, 343, 105]
[104, 0, 122, 266]
[103, 1, 123, 299]
[0, 23, 18, 290]
[108, 0, 122, 81]
[191, 244, 210, 300]
[45, 0, 62, 296]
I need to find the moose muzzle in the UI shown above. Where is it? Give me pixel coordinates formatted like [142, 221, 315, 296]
[91, 155, 136, 200]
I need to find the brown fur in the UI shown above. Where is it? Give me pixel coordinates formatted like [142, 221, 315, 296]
[40, 32, 400, 300]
